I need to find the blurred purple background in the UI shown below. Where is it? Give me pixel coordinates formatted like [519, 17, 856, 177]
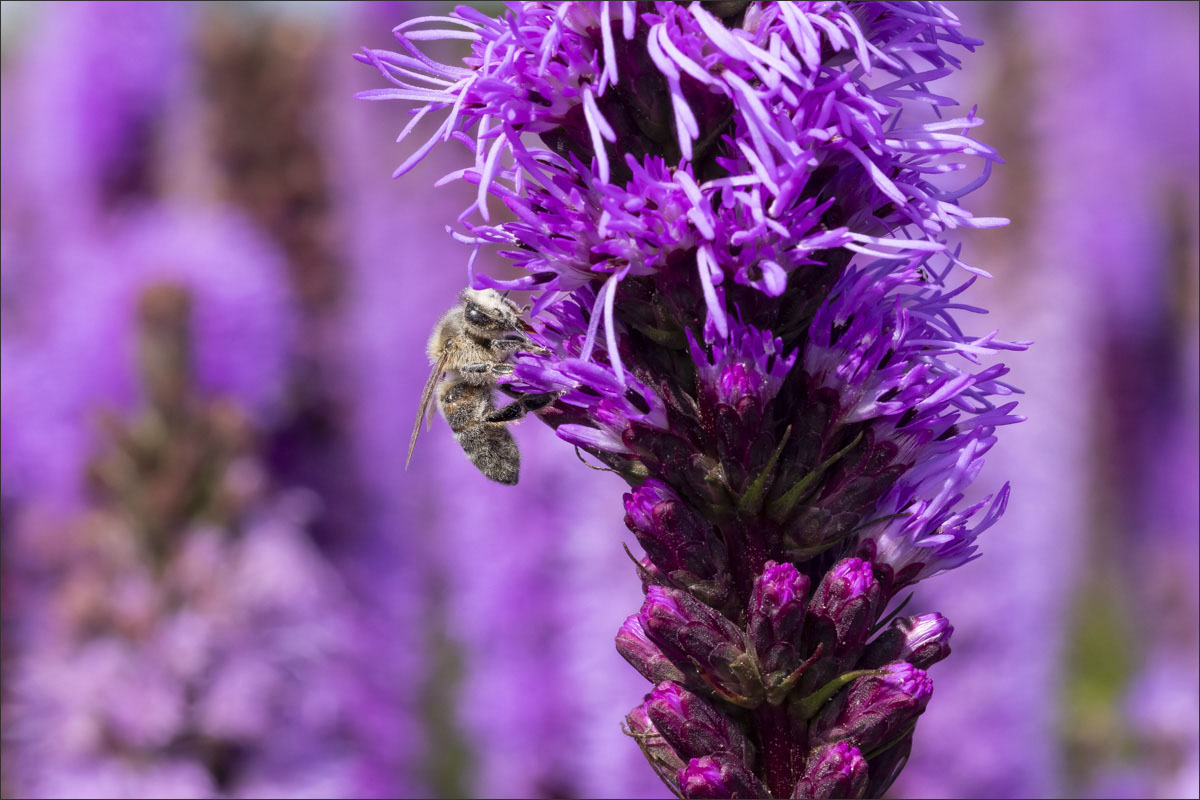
[0, 2, 1196, 798]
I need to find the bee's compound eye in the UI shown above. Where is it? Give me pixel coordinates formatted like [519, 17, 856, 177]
[465, 304, 488, 325]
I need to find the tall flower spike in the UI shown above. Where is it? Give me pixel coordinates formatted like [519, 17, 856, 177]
[364, 2, 1023, 796]
[4, 282, 366, 797]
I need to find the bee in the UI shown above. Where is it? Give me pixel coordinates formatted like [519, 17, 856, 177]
[407, 288, 558, 485]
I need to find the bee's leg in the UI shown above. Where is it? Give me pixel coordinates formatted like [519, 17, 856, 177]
[460, 362, 514, 375]
[483, 402, 529, 424]
[517, 391, 559, 411]
[485, 391, 559, 423]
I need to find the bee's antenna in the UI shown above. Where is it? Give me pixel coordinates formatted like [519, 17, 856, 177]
[501, 290, 512, 299]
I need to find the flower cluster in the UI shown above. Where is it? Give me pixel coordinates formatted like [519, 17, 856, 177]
[3, 284, 363, 798]
[363, 2, 1024, 796]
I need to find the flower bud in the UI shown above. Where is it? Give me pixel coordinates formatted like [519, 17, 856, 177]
[812, 662, 933, 752]
[626, 702, 685, 772]
[800, 558, 881, 694]
[624, 480, 730, 606]
[617, 614, 687, 685]
[641, 586, 762, 706]
[678, 752, 769, 800]
[860, 613, 953, 671]
[748, 562, 811, 699]
[644, 682, 753, 765]
[791, 741, 869, 799]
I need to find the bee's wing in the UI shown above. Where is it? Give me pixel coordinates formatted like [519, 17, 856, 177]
[406, 348, 452, 470]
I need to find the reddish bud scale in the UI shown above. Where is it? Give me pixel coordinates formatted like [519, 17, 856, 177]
[624, 480, 731, 607]
[626, 703, 686, 773]
[748, 562, 811, 694]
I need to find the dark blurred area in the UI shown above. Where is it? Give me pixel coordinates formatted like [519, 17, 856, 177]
[0, 2, 1196, 798]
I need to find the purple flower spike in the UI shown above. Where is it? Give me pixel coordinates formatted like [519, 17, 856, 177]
[791, 742, 869, 799]
[3, 278, 364, 797]
[813, 662, 934, 753]
[644, 681, 755, 767]
[365, 1, 1021, 795]
[679, 753, 770, 800]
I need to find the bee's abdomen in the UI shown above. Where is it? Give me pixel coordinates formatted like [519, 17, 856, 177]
[440, 382, 520, 485]
[455, 424, 519, 485]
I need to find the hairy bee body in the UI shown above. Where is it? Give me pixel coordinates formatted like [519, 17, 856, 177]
[408, 288, 556, 485]
[439, 381, 521, 484]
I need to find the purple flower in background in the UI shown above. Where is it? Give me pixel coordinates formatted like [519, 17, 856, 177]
[4, 1, 189, 229]
[895, 4, 1198, 798]
[3, 279, 369, 799]
[1, 0, 203, 508]
[1070, 5, 1200, 796]
[363, 1, 1023, 796]
[1, 207, 295, 509]
[6, 500, 366, 799]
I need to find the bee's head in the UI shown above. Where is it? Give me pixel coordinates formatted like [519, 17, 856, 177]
[459, 288, 526, 339]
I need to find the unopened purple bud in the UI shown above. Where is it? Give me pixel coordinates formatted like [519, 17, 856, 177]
[626, 702, 685, 772]
[678, 752, 769, 800]
[749, 562, 811, 641]
[748, 562, 811, 695]
[801, 558, 882, 693]
[830, 558, 876, 598]
[807, 558, 880, 639]
[624, 479, 673, 532]
[791, 742, 869, 799]
[641, 586, 762, 706]
[860, 613, 953, 671]
[624, 480, 730, 606]
[881, 661, 934, 700]
[813, 662, 933, 752]
[644, 682, 753, 765]
[617, 614, 687, 685]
